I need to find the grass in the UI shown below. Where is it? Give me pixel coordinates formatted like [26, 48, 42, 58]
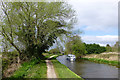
[80, 58, 120, 68]
[42, 53, 54, 59]
[9, 53, 83, 79]
[10, 53, 62, 79]
[51, 57, 83, 79]
[42, 53, 62, 59]
[84, 52, 118, 61]
[24, 60, 47, 78]
[11, 58, 47, 78]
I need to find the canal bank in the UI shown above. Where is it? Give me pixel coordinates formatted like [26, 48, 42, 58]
[80, 58, 120, 68]
[82, 52, 119, 68]
[57, 55, 119, 79]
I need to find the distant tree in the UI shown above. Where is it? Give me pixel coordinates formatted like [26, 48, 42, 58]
[84, 43, 106, 54]
[112, 41, 119, 52]
[49, 48, 60, 54]
[106, 44, 110, 47]
[106, 44, 112, 52]
[65, 35, 86, 58]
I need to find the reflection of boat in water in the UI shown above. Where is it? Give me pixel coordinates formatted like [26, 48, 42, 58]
[66, 54, 76, 61]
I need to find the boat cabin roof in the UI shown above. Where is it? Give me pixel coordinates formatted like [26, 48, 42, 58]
[67, 54, 75, 57]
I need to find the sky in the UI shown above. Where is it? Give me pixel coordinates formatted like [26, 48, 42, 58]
[67, 0, 118, 46]
[0, 0, 119, 52]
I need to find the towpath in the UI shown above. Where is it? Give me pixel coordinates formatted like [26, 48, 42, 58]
[45, 55, 58, 79]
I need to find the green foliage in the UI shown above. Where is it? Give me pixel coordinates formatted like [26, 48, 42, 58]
[2, 51, 19, 71]
[1, 2, 76, 60]
[11, 59, 38, 78]
[84, 43, 106, 54]
[24, 61, 47, 78]
[72, 43, 86, 57]
[49, 48, 60, 54]
[42, 52, 54, 59]
[11, 59, 47, 78]
[65, 35, 86, 58]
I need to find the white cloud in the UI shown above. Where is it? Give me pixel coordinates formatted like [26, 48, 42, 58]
[98, 43, 107, 47]
[67, 0, 118, 46]
[96, 35, 118, 42]
[68, 0, 118, 32]
[81, 35, 118, 46]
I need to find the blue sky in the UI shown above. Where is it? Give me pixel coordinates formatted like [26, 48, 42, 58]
[68, 0, 118, 46]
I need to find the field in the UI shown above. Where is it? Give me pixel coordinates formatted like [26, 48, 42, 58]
[82, 52, 119, 67]
[83, 52, 118, 61]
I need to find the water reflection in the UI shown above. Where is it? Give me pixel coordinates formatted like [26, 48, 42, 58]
[57, 55, 118, 78]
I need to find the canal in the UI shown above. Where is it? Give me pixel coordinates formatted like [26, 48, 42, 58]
[57, 55, 119, 79]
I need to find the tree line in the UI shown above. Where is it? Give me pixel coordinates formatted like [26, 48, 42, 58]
[50, 35, 119, 58]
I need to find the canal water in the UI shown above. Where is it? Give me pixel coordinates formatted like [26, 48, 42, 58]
[56, 55, 119, 79]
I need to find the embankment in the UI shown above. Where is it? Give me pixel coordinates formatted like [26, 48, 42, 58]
[82, 52, 119, 67]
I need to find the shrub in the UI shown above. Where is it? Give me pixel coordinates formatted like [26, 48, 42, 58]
[49, 48, 60, 54]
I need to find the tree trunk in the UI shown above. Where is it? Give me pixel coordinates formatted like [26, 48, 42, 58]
[17, 55, 20, 64]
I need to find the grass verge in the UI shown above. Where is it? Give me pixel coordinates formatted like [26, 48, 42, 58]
[80, 58, 120, 68]
[10, 58, 47, 78]
[51, 56, 83, 79]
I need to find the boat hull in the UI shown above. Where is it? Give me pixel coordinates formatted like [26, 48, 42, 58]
[66, 56, 76, 61]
